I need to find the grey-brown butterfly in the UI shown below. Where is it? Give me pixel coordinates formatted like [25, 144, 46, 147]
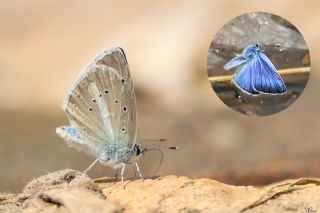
[56, 47, 177, 183]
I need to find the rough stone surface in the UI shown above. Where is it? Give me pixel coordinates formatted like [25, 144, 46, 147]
[0, 169, 120, 213]
[1, 170, 320, 213]
[99, 176, 320, 213]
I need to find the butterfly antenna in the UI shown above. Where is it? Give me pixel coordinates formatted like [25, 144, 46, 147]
[141, 138, 178, 150]
[142, 138, 167, 142]
[141, 142, 178, 150]
[256, 24, 262, 45]
[248, 24, 262, 46]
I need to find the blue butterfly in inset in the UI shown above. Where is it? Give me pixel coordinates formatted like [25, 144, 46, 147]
[223, 43, 287, 95]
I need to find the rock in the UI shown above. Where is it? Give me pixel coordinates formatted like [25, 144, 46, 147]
[99, 175, 263, 212]
[22, 169, 99, 197]
[0, 193, 20, 212]
[22, 188, 120, 213]
[1, 170, 320, 212]
[0, 169, 120, 213]
[98, 176, 320, 213]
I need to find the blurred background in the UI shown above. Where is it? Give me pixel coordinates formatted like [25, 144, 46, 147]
[0, 0, 320, 192]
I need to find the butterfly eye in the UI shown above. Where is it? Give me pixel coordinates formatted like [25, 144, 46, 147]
[134, 144, 141, 156]
[255, 44, 261, 49]
[136, 147, 141, 156]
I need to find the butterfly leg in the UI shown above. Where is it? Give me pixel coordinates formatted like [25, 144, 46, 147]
[120, 163, 126, 184]
[113, 168, 119, 185]
[114, 168, 118, 180]
[83, 158, 100, 173]
[133, 168, 137, 178]
[134, 162, 143, 180]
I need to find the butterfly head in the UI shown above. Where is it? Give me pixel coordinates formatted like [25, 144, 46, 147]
[125, 144, 145, 164]
[243, 43, 262, 57]
[133, 144, 144, 157]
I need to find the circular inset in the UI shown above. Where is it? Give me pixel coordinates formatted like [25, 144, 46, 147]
[207, 12, 310, 116]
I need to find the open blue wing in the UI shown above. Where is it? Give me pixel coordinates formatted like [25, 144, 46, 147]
[232, 60, 259, 95]
[252, 52, 287, 94]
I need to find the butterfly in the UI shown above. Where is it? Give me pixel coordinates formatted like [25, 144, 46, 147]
[223, 43, 287, 96]
[56, 47, 177, 183]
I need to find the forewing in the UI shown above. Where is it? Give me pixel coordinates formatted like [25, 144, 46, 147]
[252, 52, 287, 94]
[61, 47, 137, 150]
[233, 60, 259, 95]
[224, 54, 248, 70]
